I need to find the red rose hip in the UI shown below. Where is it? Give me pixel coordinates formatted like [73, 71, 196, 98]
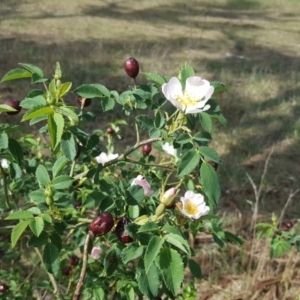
[107, 127, 115, 135]
[4, 99, 21, 115]
[77, 96, 92, 107]
[124, 57, 139, 79]
[62, 266, 72, 276]
[0, 283, 8, 293]
[115, 217, 133, 244]
[142, 143, 152, 155]
[283, 220, 293, 229]
[69, 255, 79, 266]
[89, 212, 114, 237]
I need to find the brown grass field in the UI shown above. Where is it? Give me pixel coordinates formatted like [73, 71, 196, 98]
[1, 0, 300, 299]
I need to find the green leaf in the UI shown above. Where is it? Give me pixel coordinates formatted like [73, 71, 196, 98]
[199, 146, 221, 163]
[144, 236, 165, 273]
[176, 133, 192, 144]
[137, 222, 159, 233]
[58, 82, 72, 98]
[54, 106, 78, 123]
[200, 162, 220, 205]
[126, 185, 145, 205]
[1, 68, 31, 82]
[180, 65, 195, 90]
[121, 244, 144, 264]
[154, 110, 165, 128]
[52, 175, 73, 190]
[137, 261, 160, 298]
[8, 138, 23, 165]
[74, 83, 110, 98]
[19, 63, 44, 78]
[11, 220, 30, 248]
[27, 231, 49, 247]
[29, 115, 48, 126]
[36, 165, 51, 187]
[43, 243, 60, 274]
[29, 217, 44, 237]
[188, 259, 202, 279]
[0, 132, 8, 149]
[211, 81, 227, 94]
[49, 79, 57, 98]
[177, 149, 200, 177]
[142, 72, 166, 85]
[60, 132, 77, 160]
[100, 97, 114, 112]
[135, 115, 154, 131]
[9, 163, 22, 180]
[48, 113, 64, 149]
[20, 96, 47, 109]
[200, 112, 212, 132]
[0, 104, 17, 112]
[128, 205, 139, 219]
[5, 210, 34, 220]
[22, 105, 54, 122]
[165, 233, 191, 255]
[193, 132, 211, 142]
[29, 189, 46, 203]
[158, 248, 184, 296]
[52, 156, 69, 178]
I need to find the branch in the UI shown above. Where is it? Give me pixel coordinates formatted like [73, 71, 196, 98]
[72, 233, 91, 300]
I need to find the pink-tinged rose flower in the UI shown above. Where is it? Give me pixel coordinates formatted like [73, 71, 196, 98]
[95, 152, 118, 166]
[160, 187, 177, 206]
[131, 175, 154, 196]
[180, 191, 210, 219]
[91, 246, 102, 259]
[162, 76, 214, 114]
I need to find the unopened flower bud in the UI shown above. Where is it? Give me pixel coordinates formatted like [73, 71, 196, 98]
[160, 187, 177, 206]
[134, 215, 149, 225]
[155, 203, 166, 218]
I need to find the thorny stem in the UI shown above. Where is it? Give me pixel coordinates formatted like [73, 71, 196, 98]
[73, 137, 162, 181]
[135, 123, 140, 144]
[0, 165, 10, 209]
[34, 248, 64, 300]
[124, 158, 175, 170]
[73, 233, 91, 300]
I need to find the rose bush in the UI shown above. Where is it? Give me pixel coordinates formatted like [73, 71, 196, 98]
[0, 61, 241, 299]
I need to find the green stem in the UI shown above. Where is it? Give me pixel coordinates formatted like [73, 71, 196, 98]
[73, 137, 163, 181]
[135, 123, 140, 144]
[69, 160, 76, 177]
[0, 165, 10, 209]
[125, 158, 175, 170]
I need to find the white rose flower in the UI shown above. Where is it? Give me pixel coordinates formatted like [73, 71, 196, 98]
[180, 191, 210, 219]
[0, 159, 9, 169]
[95, 152, 118, 166]
[162, 76, 214, 114]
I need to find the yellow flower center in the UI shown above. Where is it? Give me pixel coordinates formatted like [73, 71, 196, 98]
[175, 91, 198, 107]
[185, 200, 199, 215]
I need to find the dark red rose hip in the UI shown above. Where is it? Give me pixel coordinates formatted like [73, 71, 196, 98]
[115, 217, 133, 244]
[142, 143, 152, 155]
[62, 266, 72, 276]
[69, 255, 79, 266]
[107, 127, 115, 135]
[4, 99, 21, 115]
[124, 57, 139, 79]
[89, 212, 114, 237]
[77, 96, 92, 107]
[283, 221, 293, 229]
[0, 283, 8, 293]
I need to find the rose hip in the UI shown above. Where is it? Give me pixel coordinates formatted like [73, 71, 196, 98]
[115, 217, 133, 244]
[4, 99, 21, 115]
[89, 212, 114, 237]
[124, 57, 139, 79]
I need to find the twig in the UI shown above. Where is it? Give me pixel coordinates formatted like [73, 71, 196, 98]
[278, 189, 299, 226]
[0, 165, 11, 209]
[73, 137, 162, 181]
[73, 233, 91, 300]
[34, 248, 64, 300]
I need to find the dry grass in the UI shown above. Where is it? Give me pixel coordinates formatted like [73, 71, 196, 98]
[1, 0, 300, 298]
